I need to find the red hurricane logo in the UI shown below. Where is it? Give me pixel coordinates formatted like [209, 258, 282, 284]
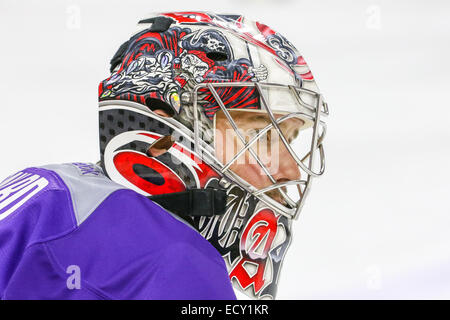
[110, 132, 219, 195]
[230, 208, 279, 294]
[113, 152, 186, 195]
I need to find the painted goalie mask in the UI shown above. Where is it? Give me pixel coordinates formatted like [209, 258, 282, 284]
[99, 12, 328, 300]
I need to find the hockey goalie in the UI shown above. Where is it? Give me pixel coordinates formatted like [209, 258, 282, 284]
[0, 12, 328, 300]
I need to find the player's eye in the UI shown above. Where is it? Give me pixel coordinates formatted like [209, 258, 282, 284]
[258, 130, 270, 144]
[246, 129, 259, 141]
[246, 129, 271, 145]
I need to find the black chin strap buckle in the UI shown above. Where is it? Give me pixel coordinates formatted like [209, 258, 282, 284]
[149, 188, 228, 218]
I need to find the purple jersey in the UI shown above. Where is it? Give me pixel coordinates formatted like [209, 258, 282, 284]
[0, 163, 236, 300]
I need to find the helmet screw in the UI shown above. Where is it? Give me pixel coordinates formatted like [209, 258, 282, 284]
[219, 178, 231, 189]
[180, 92, 192, 104]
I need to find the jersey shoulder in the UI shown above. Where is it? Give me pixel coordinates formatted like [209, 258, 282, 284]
[39, 162, 126, 226]
[0, 162, 126, 242]
[1, 163, 234, 299]
[42, 168, 234, 299]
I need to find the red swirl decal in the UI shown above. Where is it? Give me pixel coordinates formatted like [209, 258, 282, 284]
[113, 151, 186, 195]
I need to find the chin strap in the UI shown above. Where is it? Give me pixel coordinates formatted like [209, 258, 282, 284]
[148, 188, 228, 222]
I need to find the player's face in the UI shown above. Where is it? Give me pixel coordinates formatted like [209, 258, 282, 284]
[214, 110, 303, 204]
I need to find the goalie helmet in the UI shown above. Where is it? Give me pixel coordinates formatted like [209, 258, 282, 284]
[98, 12, 328, 300]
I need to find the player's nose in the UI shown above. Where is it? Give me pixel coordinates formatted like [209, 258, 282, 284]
[271, 142, 301, 182]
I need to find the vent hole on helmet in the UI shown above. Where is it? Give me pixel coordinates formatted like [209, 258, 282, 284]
[206, 51, 228, 61]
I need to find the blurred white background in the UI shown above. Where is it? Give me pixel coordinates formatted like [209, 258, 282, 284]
[1, 0, 449, 299]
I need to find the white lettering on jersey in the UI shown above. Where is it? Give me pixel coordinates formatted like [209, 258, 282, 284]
[0, 171, 49, 221]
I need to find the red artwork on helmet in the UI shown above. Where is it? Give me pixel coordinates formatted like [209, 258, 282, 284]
[113, 152, 186, 195]
[161, 12, 216, 24]
[229, 208, 279, 294]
